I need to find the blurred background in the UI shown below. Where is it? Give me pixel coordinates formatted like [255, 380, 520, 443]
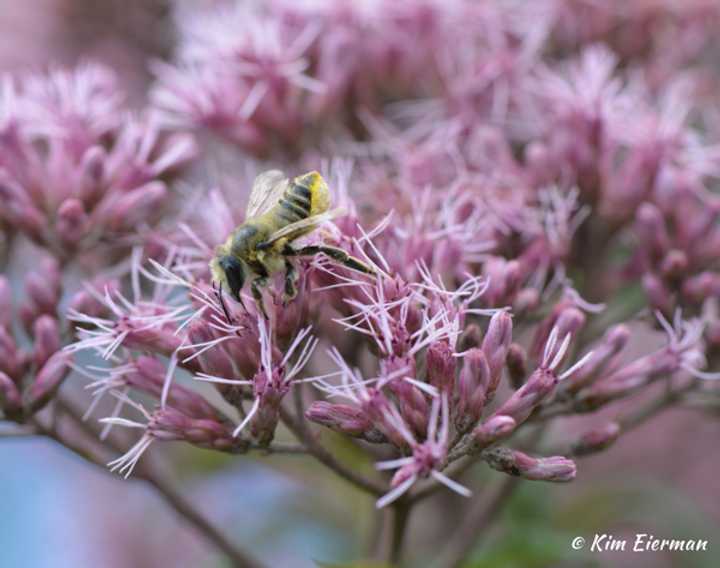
[0, 1, 718, 567]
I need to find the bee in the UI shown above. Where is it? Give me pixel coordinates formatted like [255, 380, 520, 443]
[210, 170, 375, 319]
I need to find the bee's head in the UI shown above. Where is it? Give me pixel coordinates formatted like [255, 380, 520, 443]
[210, 254, 246, 302]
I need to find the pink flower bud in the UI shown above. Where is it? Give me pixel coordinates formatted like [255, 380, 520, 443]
[149, 408, 245, 452]
[26, 351, 72, 414]
[492, 368, 557, 426]
[186, 321, 238, 380]
[250, 371, 287, 447]
[659, 250, 688, 282]
[554, 307, 586, 338]
[642, 273, 673, 316]
[364, 390, 410, 448]
[455, 348, 490, 431]
[483, 447, 576, 482]
[472, 415, 516, 448]
[0, 371, 23, 421]
[426, 341, 456, 394]
[387, 356, 429, 436]
[32, 315, 61, 368]
[683, 272, 720, 304]
[458, 323, 482, 351]
[506, 343, 527, 389]
[104, 181, 167, 232]
[23, 257, 62, 318]
[513, 287, 540, 314]
[67, 278, 120, 319]
[706, 320, 720, 356]
[131, 356, 218, 419]
[0, 174, 46, 241]
[576, 346, 678, 410]
[0, 325, 24, 380]
[571, 421, 621, 456]
[306, 401, 381, 441]
[271, 278, 310, 346]
[562, 324, 629, 393]
[77, 145, 106, 204]
[56, 198, 89, 244]
[120, 319, 183, 358]
[481, 310, 512, 401]
[635, 203, 670, 262]
[483, 259, 521, 305]
[525, 141, 554, 186]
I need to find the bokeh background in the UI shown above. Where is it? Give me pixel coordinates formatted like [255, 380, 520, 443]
[0, 2, 719, 567]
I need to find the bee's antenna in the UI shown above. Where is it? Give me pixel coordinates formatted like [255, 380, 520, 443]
[214, 281, 234, 325]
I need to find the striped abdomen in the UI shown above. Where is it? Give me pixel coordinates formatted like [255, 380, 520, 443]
[274, 171, 329, 224]
[275, 182, 313, 223]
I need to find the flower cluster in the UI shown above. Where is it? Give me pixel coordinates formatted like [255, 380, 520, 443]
[0, 63, 196, 262]
[0, 261, 71, 422]
[2, 1, 720, 566]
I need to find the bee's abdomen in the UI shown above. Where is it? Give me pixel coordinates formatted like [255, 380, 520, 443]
[277, 183, 312, 222]
[291, 171, 330, 216]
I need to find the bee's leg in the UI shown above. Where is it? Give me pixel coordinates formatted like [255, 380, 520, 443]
[286, 245, 375, 275]
[283, 260, 298, 304]
[251, 276, 270, 320]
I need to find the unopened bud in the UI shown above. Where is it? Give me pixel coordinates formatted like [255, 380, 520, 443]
[492, 368, 556, 426]
[562, 324, 629, 393]
[251, 388, 285, 448]
[483, 447, 576, 482]
[0, 371, 23, 421]
[24, 258, 62, 317]
[513, 287, 540, 314]
[149, 407, 246, 452]
[642, 273, 673, 317]
[683, 272, 720, 304]
[484, 259, 520, 305]
[32, 315, 61, 368]
[122, 320, 183, 358]
[105, 181, 167, 232]
[306, 401, 380, 441]
[635, 203, 670, 262]
[25, 351, 72, 414]
[0, 174, 45, 240]
[506, 343, 527, 389]
[554, 307, 586, 338]
[571, 421, 621, 456]
[458, 323, 482, 351]
[187, 322, 236, 379]
[472, 415, 516, 448]
[78, 145, 106, 204]
[659, 250, 688, 282]
[385, 356, 428, 435]
[481, 310, 512, 401]
[67, 279, 120, 319]
[56, 198, 89, 244]
[132, 356, 217, 419]
[455, 348, 491, 431]
[426, 341, 456, 394]
[0, 325, 24, 380]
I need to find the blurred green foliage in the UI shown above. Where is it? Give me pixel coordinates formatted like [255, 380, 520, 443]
[463, 477, 718, 568]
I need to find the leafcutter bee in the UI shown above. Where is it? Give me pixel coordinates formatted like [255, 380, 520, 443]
[210, 170, 375, 319]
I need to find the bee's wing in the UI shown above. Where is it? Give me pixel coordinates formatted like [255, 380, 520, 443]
[263, 208, 345, 248]
[245, 170, 289, 218]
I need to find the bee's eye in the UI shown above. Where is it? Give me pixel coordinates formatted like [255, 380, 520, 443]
[220, 256, 245, 300]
